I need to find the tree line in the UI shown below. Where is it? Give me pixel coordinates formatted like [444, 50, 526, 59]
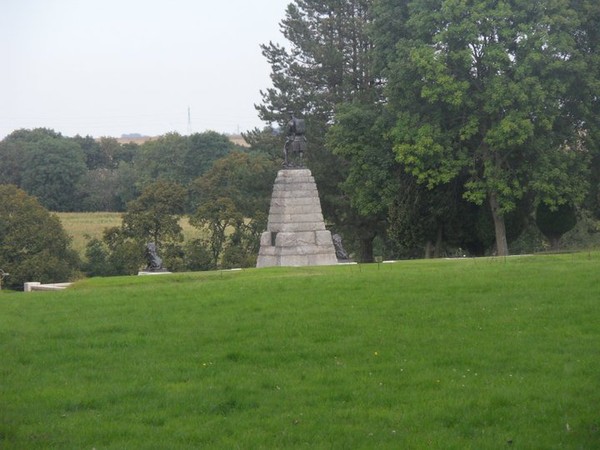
[0, 127, 282, 288]
[259, 0, 600, 259]
[0, 128, 261, 212]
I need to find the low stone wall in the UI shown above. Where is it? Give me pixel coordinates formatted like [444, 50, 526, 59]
[24, 282, 72, 292]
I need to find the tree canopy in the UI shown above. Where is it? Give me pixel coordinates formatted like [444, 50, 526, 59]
[190, 152, 278, 268]
[133, 131, 239, 189]
[257, 0, 599, 258]
[0, 185, 79, 289]
[374, 0, 593, 255]
[0, 129, 87, 211]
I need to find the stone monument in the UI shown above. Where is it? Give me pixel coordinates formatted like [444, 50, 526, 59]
[257, 115, 337, 267]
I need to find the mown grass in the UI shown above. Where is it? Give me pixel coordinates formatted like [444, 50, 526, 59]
[56, 212, 203, 257]
[1, 254, 599, 448]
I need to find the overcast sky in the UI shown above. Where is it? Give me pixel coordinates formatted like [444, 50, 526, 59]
[0, 0, 290, 139]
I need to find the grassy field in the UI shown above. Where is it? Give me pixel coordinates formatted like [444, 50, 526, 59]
[1, 254, 599, 448]
[56, 212, 204, 257]
[55, 212, 122, 256]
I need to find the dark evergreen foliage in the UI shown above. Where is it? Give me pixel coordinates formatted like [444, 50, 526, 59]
[536, 203, 578, 250]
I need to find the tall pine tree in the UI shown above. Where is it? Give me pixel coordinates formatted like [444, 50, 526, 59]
[258, 0, 382, 260]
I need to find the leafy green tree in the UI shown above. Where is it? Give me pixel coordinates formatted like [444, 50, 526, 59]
[191, 197, 242, 267]
[20, 135, 87, 211]
[192, 152, 276, 218]
[122, 180, 187, 247]
[95, 227, 146, 276]
[0, 129, 88, 211]
[84, 181, 187, 276]
[388, 175, 460, 257]
[0, 185, 79, 289]
[571, 0, 600, 152]
[183, 239, 215, 271]
[576, 0, 600, 219]
[0, 128, 64, 192]
[185, 131, 237, 182]
[190, 152, 277, 267]
[73, 135, 130, 170]
[113, 161, 140, 210]
[134, 133, 189, 187]
[327, 100, 484, 259]
[73, 135, 104, 170]
[71, 136, 139, 212]
[115, 142, 138, 164]
[97, 137, 124, 169]
[83, 237, 113, 277]
[0, 140, 24, 187]
[78, 168, 122, 211]
[327, 102, 398, 260]
[134, 132, 236, 189]
[377, 0, 592, 255]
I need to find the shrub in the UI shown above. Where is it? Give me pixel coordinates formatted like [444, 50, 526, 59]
[0, 185, 80, 289]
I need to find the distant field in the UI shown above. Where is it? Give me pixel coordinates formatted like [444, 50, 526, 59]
[1, 254, 599, 448]
[56, 212, 204, 257]
[55, 212, 122, 255]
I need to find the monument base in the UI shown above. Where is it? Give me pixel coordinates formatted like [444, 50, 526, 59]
[257, 229, 338, 267]
[257, 169, 337, 267]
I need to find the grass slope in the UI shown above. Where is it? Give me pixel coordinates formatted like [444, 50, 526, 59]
[1, 254, 599, 449]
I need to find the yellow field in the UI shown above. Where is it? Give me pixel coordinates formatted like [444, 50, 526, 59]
[56, 212, 204, 257]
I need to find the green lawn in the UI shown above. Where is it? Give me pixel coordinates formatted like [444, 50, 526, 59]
[1, 254, 599, 448]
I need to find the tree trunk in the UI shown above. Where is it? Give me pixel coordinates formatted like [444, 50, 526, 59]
[489, 192, 509, 256]
[434, 223, 444, 258]
[424, 241, 433, 259]
[358, 235, 374, 263]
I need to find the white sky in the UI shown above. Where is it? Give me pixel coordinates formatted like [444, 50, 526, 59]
[0, 0, 289, 139]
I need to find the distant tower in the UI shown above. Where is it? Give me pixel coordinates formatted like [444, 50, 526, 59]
[187, 106, 192, 135]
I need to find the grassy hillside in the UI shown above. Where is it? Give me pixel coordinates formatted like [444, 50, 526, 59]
[1, 254, 599, 448]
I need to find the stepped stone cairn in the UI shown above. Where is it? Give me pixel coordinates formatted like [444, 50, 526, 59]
[256, 168, 338, 267]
